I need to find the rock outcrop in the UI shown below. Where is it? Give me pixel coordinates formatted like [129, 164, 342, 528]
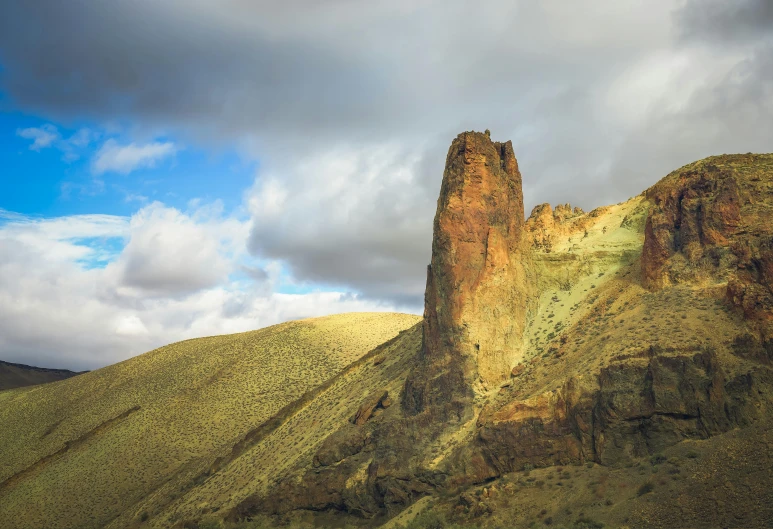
[642, 155, 773, 344]
[642, 162, 742, 289]
[228, 145, 773, 529]
[474, 346, 773, 473]
[525, 202, 586, 252]
[351, 391, 391, 426]
[403, 131, 530, 414]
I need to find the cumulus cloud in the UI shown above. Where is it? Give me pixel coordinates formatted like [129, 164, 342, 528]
[248, 144, 433, 306]
[92, 139, 177, 175]
[110, 202, 241, 297]
[0, 205, 396, 370]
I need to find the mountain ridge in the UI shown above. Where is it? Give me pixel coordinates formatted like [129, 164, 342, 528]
[0, 360, 85, 391]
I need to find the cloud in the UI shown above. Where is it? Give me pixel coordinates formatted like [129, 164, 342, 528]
[110, 202, 238, 297]
[0, 205, 398, 370]
[92, 139, 177, 175]
[677, 0, 773, 44]
[247, 144, 433, 306]
[17, 124, 59, 150]
[115, 315, 149, 336]
[16, 123, 94, 160]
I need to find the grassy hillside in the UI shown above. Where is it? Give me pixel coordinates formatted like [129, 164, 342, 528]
[0, 360, 84, 391]
[0, 312, 419, 529]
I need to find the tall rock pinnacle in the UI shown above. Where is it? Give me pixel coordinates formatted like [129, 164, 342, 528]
[405, 131, 529, 413]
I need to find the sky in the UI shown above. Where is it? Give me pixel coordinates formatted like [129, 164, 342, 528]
[0, 0, 771, 370]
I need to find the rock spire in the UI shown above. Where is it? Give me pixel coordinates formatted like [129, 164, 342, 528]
[405, 131, 530, 412]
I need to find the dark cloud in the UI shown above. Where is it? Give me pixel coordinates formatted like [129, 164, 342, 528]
[1, 1, 771, 307]
[677, 0, 773, 44]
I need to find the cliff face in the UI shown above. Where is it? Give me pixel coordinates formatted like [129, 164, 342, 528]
[404, 131, 530, 413]
[641, 162, 742, 289]
[641, 155, 773, 346]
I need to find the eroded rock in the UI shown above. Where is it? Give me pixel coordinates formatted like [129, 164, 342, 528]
[404, 131, 530, 414]
[351, 391, 390, 426]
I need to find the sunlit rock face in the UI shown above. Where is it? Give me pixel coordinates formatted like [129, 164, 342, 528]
[406, 131, 530, 412]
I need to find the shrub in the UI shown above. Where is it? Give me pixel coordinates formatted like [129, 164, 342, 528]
[574, 517, 604, 529]
[637, 482, 655, 496]
[650, 453, 667, 465]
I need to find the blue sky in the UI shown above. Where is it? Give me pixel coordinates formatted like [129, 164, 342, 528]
[0, 107, 359, 297]
[0, 111, 254, 218]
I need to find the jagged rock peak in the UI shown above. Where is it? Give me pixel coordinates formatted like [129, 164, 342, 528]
[420, 131, 529, 396]
[526, 202, 585, 225]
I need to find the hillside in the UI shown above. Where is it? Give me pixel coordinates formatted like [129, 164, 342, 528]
[0, 360, 83, 391]
[0, 312, 419, 529]
[2, 132, 773, 529]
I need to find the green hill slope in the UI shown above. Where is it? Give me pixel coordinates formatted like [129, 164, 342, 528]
[0, 312, 419, 529]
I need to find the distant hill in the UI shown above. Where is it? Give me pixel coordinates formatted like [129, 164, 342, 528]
[0, 360, 84, 391]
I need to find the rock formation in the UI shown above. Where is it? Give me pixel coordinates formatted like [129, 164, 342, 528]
[642, 155, 773, 344]
[404, 131, 530, 414]
[226, 144, 773, 529]
[642, 161, 742, 289]
[525, 202, 586, 252]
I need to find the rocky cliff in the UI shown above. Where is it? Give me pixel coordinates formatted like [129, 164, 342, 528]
[642, 155, 773, 349]
[404, 131, 531, 415]
[197, 138, 773, 529]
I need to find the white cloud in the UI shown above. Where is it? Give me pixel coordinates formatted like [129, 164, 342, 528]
[92, 139, 177, 175]
[247, 144, 434, 305]
[109, 202, 237, 297]
[17, 124, 59, 150]
[15, 123, 94, 160]
[0, 204, 400, 370]
[115, 315, 149, 336]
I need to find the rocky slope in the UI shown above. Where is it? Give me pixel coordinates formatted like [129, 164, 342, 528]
[233, 135, 773, 528]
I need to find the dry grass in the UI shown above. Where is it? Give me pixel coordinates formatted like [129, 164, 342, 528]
[413, 418, 773, 529]
[0, 312, 419, 529]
